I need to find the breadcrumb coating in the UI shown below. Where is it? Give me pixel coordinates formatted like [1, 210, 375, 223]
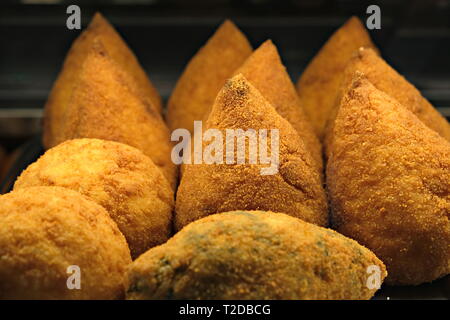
[324, 47, 450, 156]
[233, 40, 323, 174]
[14, 139, 174, 259]
[0, 186, 131, 299]
[126, 211, 386, 300]
[296, 16, 378, 138]
[175, 74, 328, 230]
[167, 20, 252, 133]
[327, 74, 450, 285]
[43, 12, 161, 149]
[57, 42, 177, 188]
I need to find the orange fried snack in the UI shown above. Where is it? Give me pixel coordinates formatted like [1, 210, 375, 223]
[296, 16, 377, 139]
[0, 186, 131, 299]
[127, 211, 386, 300]
[233, 40, 323, 173]
[175, 74, 328, 231]
[43, 12, 161, 149]
[59, 41, 177, 188]
[14, 139, 174, 259]
[166, 20, 252, 133]
[327, 74, 450, 285]
[324, 47, 450, 156]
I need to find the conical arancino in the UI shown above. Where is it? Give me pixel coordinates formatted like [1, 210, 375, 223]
[60, 41, 176, 188]
[324, 47, 450, 157]
[327, 74, 450, 285]
[296, 16, 378, 139]
[43, 12, 162, 149]
[233, 40, 323, 174]
[175, 74, 328, 231]
[166, 20, 252, 134]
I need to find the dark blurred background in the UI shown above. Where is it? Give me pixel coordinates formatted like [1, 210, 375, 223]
[1, 0, 450, 176]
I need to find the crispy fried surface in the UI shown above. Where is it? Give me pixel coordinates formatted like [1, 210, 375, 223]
[58, 42, 177, 188]
[43, 12, 161, 149]
[126, 211, 386, 300]
[175, 74, 328, 230]
[296, 16, 377, 138]
[14, 139, 174, 259]
[88, 13, 162, 112]
[327, 75, 450, 285]
[0, 186, 131, 299]
[233, 40, 323, 174]
[166, 20, 252, 133]
[324, 48, 450, 156]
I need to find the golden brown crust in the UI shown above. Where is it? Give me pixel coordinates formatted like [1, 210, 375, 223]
[324, 47, 450, 157]
[43, 12, 162, 149]
[296, 16, 378, 139]
[175, 74, 328, 230]
[327, 75, 450, 285]
[88, 13, 162, 112]
[233, 40, 323, 174]
[0, 186, 131, 299]
[58, 42, 177, 188]
[126, 211, 386, 300]
[166, 20, 252, 133]
[14, 139, 174, 259]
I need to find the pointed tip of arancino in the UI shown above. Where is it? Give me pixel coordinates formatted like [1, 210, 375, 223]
[90, 11, 113, 29]
[225, 73, 250, 92]
[346, 15, 364, 27]
[219, 19, 238, 31]
[91, 12, 105, 23]
[216, 19, 250, 44]
[256, 39, 277, 53]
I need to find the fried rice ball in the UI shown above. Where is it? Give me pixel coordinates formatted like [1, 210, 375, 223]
[233, 40, 323, 174]
[43, 12, 162, 149]
[296, 16, 378, 138]
[166, 19, 252, 134]
[57, 41, 176, 188]
[324, 47, 450, 157]
[175, 74, 328, 231]
[327, 74, 450, 285]
[0, 186, 131, 299]
[126, 211, 386, 300]
[14, 139, 174, 259]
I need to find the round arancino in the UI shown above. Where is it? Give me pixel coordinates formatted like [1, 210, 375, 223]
[0, 186, 131, 299]
[14, 138, 174, 259]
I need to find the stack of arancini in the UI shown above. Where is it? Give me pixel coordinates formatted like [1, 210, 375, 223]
[1, 14, 449, 300]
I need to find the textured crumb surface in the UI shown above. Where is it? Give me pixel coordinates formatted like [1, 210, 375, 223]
[327, 75, 450, 285]
[126, 211, 386, 300]
[0, 186, 131, 299]
[56, 42, 176, 188]
[175, 74, 328, 230]
[167, 19, 252, 133]
[14, 139, 174, 259]
[43, 12, 161, 149]
[296, 16, 378, 138]
[233, 40, 323, 174]
[324, 47, 450, 156]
